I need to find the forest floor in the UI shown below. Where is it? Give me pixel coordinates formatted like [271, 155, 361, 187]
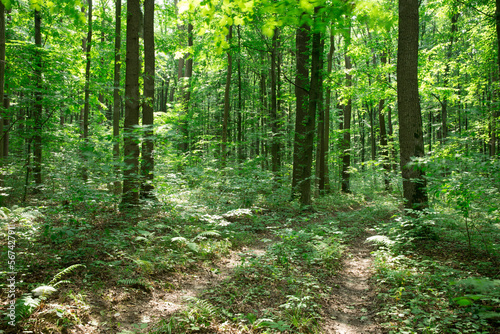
[1, 191, 499, 333]
[320, 232, 383, 333]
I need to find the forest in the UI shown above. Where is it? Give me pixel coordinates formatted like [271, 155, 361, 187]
[0, 0, 499, 332]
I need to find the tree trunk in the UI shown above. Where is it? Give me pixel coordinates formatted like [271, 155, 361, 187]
[82, 0, 92, 182]
[33, 9, 43, 189]
[341, 23, 352, 193]
[315, 35, 326, 194]
[121, 0, 141, 208]
[291, 22, 310, 201]
[141, 0, 155, 199]
[493, 0, 500, 156]
[322, 29, 334, 193]
[369, 105, 376, 160]
[2, 96, 8, 157]
[270, 27, 280, 174]
[299, 21, 321, 205]
[113, 0, 121, 195]
[237, 26, 244, 162]
[397, 0, 428, 210]
[0, 1, 4, 204]
[221, 25, 232, 167]
[378, 98, 390, 190]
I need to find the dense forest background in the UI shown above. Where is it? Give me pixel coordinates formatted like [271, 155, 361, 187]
[0, 0, 499, 333]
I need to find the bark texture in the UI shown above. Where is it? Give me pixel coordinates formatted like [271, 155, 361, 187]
[141, 0, 155, 199]
[121, 0, 141, 207]
[397, 0, 428, 209]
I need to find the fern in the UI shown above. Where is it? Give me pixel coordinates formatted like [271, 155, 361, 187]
[171, 230, 220, 253]
[32, 285, 58, 297]
[13, 293, 40, 320]
[48, 264, 85, 286]
[118, 278, 151, 291]
[31, 264, 85, 297]
[366, 235, 395, 247]
[183, 296, 219, 327]
[194, 230, 221, 240]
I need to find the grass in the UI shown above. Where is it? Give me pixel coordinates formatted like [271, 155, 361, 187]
[1, 163, 499, 333]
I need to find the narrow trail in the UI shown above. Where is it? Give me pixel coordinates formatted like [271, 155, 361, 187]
[322, 232, 384, 334]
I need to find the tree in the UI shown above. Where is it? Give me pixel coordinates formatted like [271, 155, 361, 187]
[270, 27, 280, 174]
[397, 0, 428, 209]
[82, 0, 92, 182]
[141, 0, 155, 199]
[0, 0, 5, 204]
[121, 0, 141, 207]
[291, 20, 311, 204]
[113, 0, 121, 195]
[341, 21, 352, 193]
[33, 7, 43, 190]
[221, 25, 232, 167]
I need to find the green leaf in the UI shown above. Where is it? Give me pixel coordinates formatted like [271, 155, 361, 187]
[453, 297, 473, 306]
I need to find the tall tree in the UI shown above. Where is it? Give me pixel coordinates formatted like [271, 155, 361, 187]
[397, 0, 428, 209]
[0, 0, 4, 204]
[82, 0, 92, 182]
[270, 27, 280, 174]
[33, 7, 42, 190]
[113, 0, 121, 195]
[291, 21, 311, 203]
[318, 29, 335, 193]
[221, 25, 232, 167]
[141, 0, 155, 199]
[322, 29, 334, 193]
[494, 0, 500, 156]
[121, 0, 141, 207]
[341, 22, 352, 193]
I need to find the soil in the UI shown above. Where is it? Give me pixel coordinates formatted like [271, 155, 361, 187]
[64, 233, 383, 334]
[9, 222, 383, 334]
[321, 231, 384, 333]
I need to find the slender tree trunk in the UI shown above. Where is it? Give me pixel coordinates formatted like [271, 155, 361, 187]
[270, 27, 281, 174]
[322, 29, 334, 193]
[82, 0, 92, 182]
[237, 26, 244, 162]
[316, 35, 326, 194]
[378, 99, 390, 190]
[113, 0, 121, 195]
[141, 0, 155, 199]
[121, 0, 141, 207]
[397, 0, 428, 210]
[2, 96, 8, 157]
[493, 0, 500, 156]
[341, 23, 352, 193]
[299, 20, 321, 205]
[369, 105, 376, 160]
[0, 1, 4, 204]
[291, 22, 310, 201]
[33, 9, 43, 190]
[221, 25, 233, 167]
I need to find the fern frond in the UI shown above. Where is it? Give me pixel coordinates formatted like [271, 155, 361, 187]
[0, 207, 9, 218]
[194, 230, 221, 240]
[32, 285, 57, 297]
[184, 296, 218, 317]
[187, 242, 199, 253]
[52, 280, 71, 288]
[118, 278, 151, 291]
[366, 235, 395, 247]
[48, 264, 85, 286]
[171, 236, 188, 243]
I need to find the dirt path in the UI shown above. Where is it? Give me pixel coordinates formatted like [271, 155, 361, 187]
[322, 233, 384, 334]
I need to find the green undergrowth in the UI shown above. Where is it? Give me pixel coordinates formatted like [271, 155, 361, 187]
[149, 194, 399, 333]
[150, 216, 346, 333]
[369, 209, 500, 334]
[0, 176, 376, 334]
